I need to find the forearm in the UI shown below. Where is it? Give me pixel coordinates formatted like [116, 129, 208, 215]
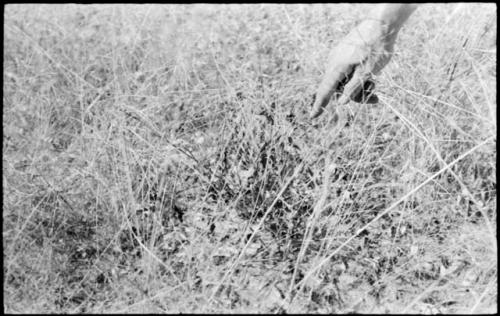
[370, 4, 418, 36]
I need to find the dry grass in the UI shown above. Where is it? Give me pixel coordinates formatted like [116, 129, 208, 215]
[3, 3, 497, 313]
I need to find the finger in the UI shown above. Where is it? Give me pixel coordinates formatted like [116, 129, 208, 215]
[310, 65, 354, 119]
[338, 68, 365, 105]
[338, 65, 378, 105]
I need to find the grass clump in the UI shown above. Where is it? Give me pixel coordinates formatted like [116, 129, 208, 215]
[3, 3, 496, 313]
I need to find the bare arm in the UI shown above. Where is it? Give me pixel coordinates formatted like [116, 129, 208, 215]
[373, 4, 418, 35]
[311, 4, 418, 119]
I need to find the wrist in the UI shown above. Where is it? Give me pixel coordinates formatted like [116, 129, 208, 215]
[371, 4, 418, 36]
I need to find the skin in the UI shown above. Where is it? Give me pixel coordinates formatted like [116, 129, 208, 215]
[310, 4, 419, 119]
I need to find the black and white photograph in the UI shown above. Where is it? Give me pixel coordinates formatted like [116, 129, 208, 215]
[3, 3, 497, 313]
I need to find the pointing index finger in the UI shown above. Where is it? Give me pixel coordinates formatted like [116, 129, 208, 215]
[310, 64, 354, 119]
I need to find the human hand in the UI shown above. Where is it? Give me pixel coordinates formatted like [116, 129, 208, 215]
[310, 19, 398, 119]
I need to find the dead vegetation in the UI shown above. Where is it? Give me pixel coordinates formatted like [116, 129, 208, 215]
[3, 4, 497, 313]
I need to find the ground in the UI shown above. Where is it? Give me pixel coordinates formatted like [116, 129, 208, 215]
[3, 3, 497, 313]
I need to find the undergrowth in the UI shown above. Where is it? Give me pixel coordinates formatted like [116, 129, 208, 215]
[3, 3, 497, 313]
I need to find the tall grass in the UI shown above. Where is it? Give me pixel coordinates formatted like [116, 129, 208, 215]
[3, 4, 496, 313]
